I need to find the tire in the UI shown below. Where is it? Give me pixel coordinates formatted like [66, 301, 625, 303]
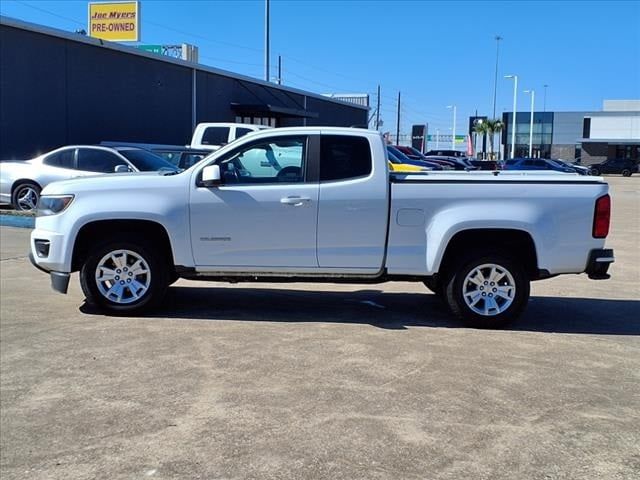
[590, 168, 600, 176]
[622, 169, 632, 177]
[443, 251, 530, 329]
[80, 236, 168, 314]
[11, 181, 41, 211]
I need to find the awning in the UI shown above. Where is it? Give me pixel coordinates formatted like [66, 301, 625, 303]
[578, 138, 640, 144]
[230, 102, 319, 119]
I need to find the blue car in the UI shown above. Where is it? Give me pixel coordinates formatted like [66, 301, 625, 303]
[503, 158, 575, 173]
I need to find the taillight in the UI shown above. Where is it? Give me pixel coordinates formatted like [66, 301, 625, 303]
[593, 194, 611, 238]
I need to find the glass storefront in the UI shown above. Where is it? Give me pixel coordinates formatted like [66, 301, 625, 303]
[502, 112, 553, 158]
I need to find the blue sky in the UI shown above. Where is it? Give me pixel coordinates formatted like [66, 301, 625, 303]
[2, 0, 639, 135]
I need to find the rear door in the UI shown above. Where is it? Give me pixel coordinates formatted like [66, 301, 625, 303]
[316, 134, 388, 270]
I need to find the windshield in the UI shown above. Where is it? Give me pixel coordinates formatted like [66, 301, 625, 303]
[118, 149, 180, 172]
[387, 146, 412, 162]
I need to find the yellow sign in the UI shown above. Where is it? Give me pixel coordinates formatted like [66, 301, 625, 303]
[88, 1, 139, 42]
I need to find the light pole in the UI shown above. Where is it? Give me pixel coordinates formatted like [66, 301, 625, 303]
[492, 35, 503, 119]
[504, 75, 518, 158]
[264, 0, 270, 82]
[436, 129, 440, 149]
[543, 84, 549, 112]
[524, 90, 535, 157]
[447, 105, 456, 150]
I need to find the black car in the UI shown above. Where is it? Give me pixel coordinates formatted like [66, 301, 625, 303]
[101, 142, 210, 169]
[590, 158, 639, 177]
[468, 160, 502, 170]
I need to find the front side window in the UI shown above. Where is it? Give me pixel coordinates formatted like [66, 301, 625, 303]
[43, 149, 75, 169]
[320, 135, 372, 181]
[201, 127, 230, 146]
[77, 149, 123, 173]
[217, 136, 306, 184]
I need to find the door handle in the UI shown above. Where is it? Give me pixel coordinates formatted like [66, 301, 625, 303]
[280, 196, 311, 207]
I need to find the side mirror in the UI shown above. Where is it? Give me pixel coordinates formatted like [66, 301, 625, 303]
[114, 164, 130, 173]
[201, 165, 221, 187]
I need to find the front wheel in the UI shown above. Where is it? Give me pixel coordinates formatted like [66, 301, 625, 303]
[444, 252, 530, 328]
[590, 168, 600, 176]
[80, 237, 168, 314]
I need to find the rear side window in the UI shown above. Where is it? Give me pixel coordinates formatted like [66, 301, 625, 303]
[77, 149, 124, 173]
[320, 135, 372, 181]
[201, 127, 230, 146]
[43, 149, 75, 169]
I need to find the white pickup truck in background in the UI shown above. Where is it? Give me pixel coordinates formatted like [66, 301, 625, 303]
[189, 122, 271, 151]
[29, 127, 614, 328]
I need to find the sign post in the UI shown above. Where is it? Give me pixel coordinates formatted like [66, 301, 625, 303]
[88, 1, 140, 42]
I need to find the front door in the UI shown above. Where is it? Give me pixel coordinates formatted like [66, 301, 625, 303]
[190, 134, 319, 268]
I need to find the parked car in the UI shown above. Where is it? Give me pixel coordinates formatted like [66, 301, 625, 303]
[393, 146, 455, 169]
[190, 123, 271, 151]
[503, 158, 576, 173]
[468, 160, 502, 171]
[424, 149, 467, 158]
[101, 142, 210, 169]
[387, 148, 430, 172]
[0, 145, 179, 211]
[29, 126, 614, 329]
[423, 155, 476, 171]
[589, 158, 638, 177]
[553, 159, 591, 175]
[387, 146, 444, 170]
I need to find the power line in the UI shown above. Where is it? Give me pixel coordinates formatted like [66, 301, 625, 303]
[12, 0, 84, 27]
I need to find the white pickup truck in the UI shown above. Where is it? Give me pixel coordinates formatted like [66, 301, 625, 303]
[189, 122, 271, 151]
[29, 127, 614, 328]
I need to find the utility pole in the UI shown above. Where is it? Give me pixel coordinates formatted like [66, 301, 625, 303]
[375, 84, 381, 130]
[492, 35, 503, 119]
[264, 0, 270, 82]
[396, 91, 401, 145]
[277, 55, 282, 85]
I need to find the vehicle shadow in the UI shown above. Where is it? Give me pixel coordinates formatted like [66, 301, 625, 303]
[80, 285, 640, 335]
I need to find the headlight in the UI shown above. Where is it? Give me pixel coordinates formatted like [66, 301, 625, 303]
[36, 195, 74, 217]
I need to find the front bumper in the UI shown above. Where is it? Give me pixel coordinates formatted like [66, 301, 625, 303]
[29, 252, 70, 294]
[585, 248, 614, 280]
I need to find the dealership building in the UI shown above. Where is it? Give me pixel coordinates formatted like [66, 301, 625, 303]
[0, 16, 368, 160]
[496, 100, 640, 165]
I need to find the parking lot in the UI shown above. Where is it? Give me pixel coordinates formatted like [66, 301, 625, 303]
[0, 176, 638, 480]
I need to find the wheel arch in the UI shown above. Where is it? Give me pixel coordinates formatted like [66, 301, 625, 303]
[71, 219, 175, 273]
[437, 228, 540, 281]
[11, 178, 42, 195]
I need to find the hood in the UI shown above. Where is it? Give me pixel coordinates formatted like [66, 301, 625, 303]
[41, 170, 184, 195]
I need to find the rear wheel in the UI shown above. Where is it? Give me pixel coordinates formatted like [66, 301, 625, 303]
[80, 237, 168, 314]
[444, 251, 529, 328]
[12, 181, 41, 211]
[622, 169, 632, 177]
[590, 167, 600, 176]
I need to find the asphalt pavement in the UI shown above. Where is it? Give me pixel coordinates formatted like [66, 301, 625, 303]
[1, 177, 638, 480]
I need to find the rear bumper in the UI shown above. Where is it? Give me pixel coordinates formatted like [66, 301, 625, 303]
[29, 252, 70, 294]
[585, 248, 614, 280]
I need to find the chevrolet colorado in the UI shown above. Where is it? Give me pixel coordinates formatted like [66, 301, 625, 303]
[30, 127, 614, 328]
